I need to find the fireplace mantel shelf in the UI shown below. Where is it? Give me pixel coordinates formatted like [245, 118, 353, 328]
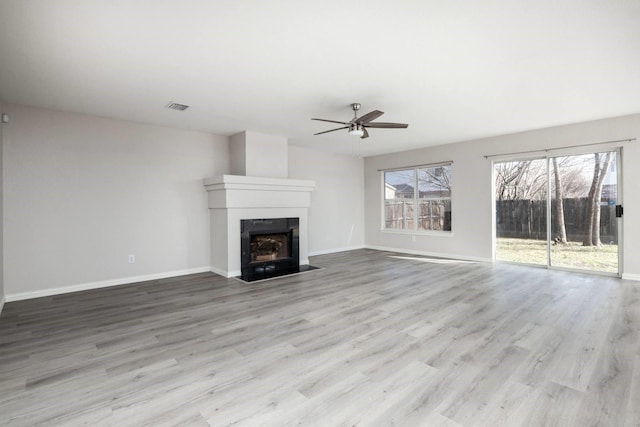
[204, 175, 315, 192]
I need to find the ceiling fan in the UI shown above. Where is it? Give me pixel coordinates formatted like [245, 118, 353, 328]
[312, 103, 409, 139]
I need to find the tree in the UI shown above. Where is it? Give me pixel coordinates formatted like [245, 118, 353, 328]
[583, 152, 613, 246]
[417, 165, 451, 195]
[552, 157, 567, 244]
[494, 160, 546, 201]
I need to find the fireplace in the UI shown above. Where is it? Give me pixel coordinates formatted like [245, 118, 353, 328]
[204, 174, 315, 278]
[241, 218, 299, 281]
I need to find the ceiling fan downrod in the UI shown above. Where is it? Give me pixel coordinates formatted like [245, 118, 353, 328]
[351, 102, 361, 119]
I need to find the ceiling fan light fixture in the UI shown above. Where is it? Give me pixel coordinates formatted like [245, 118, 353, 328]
[348, 124, 364, 137]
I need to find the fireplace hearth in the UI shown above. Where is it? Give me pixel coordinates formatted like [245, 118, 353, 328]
[241, 218, 299, 282]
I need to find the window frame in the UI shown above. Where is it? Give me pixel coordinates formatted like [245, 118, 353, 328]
[381, 162, 452, 234]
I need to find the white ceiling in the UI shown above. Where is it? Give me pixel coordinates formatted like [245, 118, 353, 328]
[1, 1, 639, 157]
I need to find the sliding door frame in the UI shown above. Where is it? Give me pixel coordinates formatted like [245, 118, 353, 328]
[492, 146, 623, 277]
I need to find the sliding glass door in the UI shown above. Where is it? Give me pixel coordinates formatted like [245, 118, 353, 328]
[494, 158, 548, 266]
[494, 150, 621, 275]
[549, 152, 619, 273]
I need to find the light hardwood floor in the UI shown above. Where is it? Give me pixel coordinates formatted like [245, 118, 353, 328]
[1, 249, 639, 426]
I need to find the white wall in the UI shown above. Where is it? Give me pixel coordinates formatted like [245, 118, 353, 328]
[229, 131, 288, 178]
[365, 114, 640, 278]
[244, 131, 288, 178]
[3, 104, 229, 299]
[289, 145, 365, 255]
[229, 132, 246, 176]
[0, 101, 5, 313]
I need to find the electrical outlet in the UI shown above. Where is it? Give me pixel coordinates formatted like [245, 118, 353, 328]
[128, 254, 135, 264]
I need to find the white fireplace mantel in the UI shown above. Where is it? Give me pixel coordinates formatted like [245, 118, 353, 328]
[204, 175, 316, 278]
[204, 175, 316, 209]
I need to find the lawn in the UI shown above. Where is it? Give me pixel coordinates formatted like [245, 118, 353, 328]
[496, 237, 618, 273]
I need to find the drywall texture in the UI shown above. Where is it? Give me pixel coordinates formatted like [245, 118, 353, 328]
[289, 145, 364, 255]
[0, 101, 5, 311]
[3, 104, 229, 296]
[244, 131, 288, 178]
[229, 132, 247, 176]
[229, 131, 288, 178]
[365, 114, 640, 276]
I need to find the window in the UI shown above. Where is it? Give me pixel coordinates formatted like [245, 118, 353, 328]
[384, 163, 452, 232]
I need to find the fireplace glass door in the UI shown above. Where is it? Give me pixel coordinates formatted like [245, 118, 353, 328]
[250, 233, 291, 262]
[240, 218, 300, 281]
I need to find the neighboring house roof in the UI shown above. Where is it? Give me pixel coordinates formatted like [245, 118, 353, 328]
[393, 184, 414, 196]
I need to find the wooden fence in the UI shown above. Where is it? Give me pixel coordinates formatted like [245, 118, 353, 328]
[496, 198, 617, 243]
[385, 200, 451, 231]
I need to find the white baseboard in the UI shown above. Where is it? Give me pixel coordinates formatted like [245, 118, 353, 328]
[0, 295, 5, 315]
[5, 267, 212, 302]
[365, 245, 493, 263]
[309, 245, 365, 257]
[209, 266, 242, 278]
[622, 273, 640, 281]
[210, 266, 230, 278]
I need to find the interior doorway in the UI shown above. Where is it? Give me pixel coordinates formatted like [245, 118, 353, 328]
[494, 150, 621, 275]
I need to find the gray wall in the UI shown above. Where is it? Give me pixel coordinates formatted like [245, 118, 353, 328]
[0, 102, 4, 313]
[2, 104, 366, 300]
[365, 114, 640, 279]
[289, 145, 364, 255]
[3, 104, 230, 298]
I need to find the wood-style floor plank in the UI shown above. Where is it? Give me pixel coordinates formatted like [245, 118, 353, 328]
[1, 249, 639, 426]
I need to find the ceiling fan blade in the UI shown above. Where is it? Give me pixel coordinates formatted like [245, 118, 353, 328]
[311, 118, 349, 125]
[361, 127, 369, 139]
[365, 122, 409, 128]
[314, 126, 349, 135]
[355, 110, 384, 124]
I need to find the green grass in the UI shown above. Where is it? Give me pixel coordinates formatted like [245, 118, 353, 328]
[496, 237, 618, 273]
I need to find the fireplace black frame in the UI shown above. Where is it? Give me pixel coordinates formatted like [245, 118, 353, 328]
[240, 218, 299, 282]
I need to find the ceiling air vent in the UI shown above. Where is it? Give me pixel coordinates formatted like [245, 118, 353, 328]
[166, 102, 190, 111]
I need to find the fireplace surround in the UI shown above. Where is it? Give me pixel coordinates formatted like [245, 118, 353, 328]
[241, 218, 299, 281]
[203, 174, 315, 278]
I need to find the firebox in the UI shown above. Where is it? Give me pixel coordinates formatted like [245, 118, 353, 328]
[240, 218, 299, 282]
